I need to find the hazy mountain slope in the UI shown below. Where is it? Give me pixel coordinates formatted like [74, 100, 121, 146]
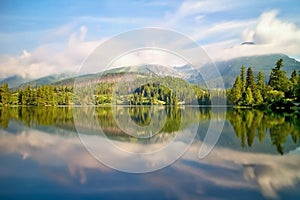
[53, 64, 186, 86]
[0, 75, 32, 88]
[3, 54, 299, 89]
[216, 54, 299, 87]
[177, 54, 300, 88]
[17, 73, 74, 88]
[101, 64, 185, 77]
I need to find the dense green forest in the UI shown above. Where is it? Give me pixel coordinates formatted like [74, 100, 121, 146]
[0, 76, 225, 106]
[228, 59, 300, 110]
[0, 58, 299, 108]
[0, 83, 74, 106]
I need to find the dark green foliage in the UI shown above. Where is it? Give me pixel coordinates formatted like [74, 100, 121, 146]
[268, 59, 292, 94]
[229, 77, 243, 105]
[256, 71, 265, 98]
[246, 67, 261, 105]
[245, 87, 254, 106]
[297, 76, 300, 101]
[0, 76, 225, 106]
[129, 83, 178, 105]
[228, 58, 299, 108]
[0, 82, 10, 106]
[240, 66, 246, 94]
[290, 69, 299, 98]
[290, 69, 298, 85]
[208, 54, 300, 88]
[246, 67, 256, 92]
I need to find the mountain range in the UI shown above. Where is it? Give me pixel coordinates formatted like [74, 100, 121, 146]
[1, 53, 299, 89]
[177, 53, 300, 87]
[0, 75, 32, 88]
[0, 73, 74, 89]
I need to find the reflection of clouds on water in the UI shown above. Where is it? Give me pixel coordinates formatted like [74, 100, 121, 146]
[78, 126, 197, 172]
[183, 144, 300, 198]
[0, 129, 110, 185]
[242, 161, 300, 198]
[0, 129, 300, 199]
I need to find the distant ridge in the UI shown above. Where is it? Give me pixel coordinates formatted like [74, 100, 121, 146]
[177, 53, 300, 88]
[16, 73, 74, 89]
[0, 75, 32, 88]
[53, 64, 186, 86]
[3, 54, 299, 89]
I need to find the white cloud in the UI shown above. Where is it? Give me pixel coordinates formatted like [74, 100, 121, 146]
[191, 20, 256, 42]
[20, 50, 31, 59]
[242, 28, 255, 42]
[176, 0, 235, 18]
[42, 22, 78, 42]
[110, 49, 187, 68]
[1, 7, 300, 80]
[79, 26, 87, 41]
[0, 26, 190, 79]
[0, 25, 101, 79]
[250, 10, 300, 45]
[164, 0, 241, 27]
[204, 10, 300, 61]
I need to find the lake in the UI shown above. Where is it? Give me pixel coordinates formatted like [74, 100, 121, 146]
[0, 106, 300, 199]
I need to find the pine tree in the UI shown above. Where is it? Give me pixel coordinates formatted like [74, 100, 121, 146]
[229, 77, 243, 105]
[268, 59, 291, 92]
[290, 69, 299, 99]
[290, 69, 298, 86]
[246, 67, 256, 92]
[297, 71, 300, 101]
[0, 82, 10, 106]
[246, 67, 262, 104]
[240, 66, 246, 94]
[23, 85, 31, 105]
[18, 90, 23, 105]
[255, 90, 263, 105]
[245, 87, 254, 106]
[290, 69, 298, 84]
[256, 71, 265, 91]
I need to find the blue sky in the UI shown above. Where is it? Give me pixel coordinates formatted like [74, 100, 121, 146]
[0, 0, 300, 78]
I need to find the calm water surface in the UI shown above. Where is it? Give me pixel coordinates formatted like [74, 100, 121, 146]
[0, 106, 300, 199]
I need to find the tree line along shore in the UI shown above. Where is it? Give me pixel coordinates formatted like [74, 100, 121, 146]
[0, 59, 299, 112]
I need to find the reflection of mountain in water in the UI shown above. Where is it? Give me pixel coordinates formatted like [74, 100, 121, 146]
[0, 107, 299, 154]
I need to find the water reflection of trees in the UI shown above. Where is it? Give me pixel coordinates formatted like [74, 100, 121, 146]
[0, 106, 199, 137]
[0, 107, 215, 132]
[0, 107, 74, 130]
[83, 106, 199, 137]
[72, 106, 201, 143]
[1, 107, 299, 154]
[227, 109, 300, 154]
